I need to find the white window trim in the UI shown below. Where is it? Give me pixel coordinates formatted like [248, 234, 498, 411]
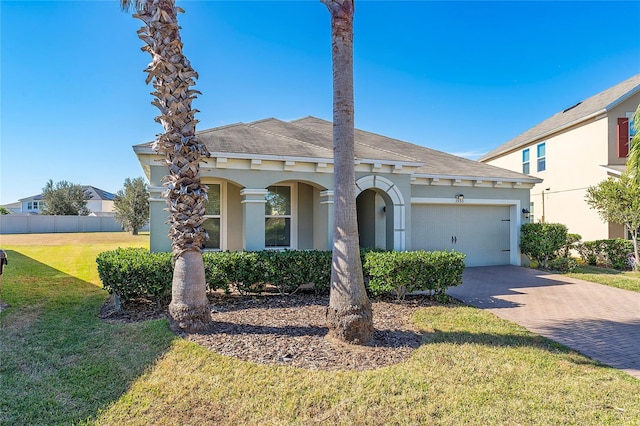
[536, 142, 546, 172]
[265, 182, 298, 250]
[522, 148, 530, 174]
[202, 181, 226, 251]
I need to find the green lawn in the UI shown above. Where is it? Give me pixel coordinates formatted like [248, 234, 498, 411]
[568, 265, 640, 293]
[1, 233, 639, 425]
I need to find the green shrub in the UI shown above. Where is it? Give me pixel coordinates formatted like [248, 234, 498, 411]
[520, 223, 568, 268]
[96, 247, 172, 305]
[576, 241, 601, 266]
[577, 239, 634, 270]
[547, 257, 578, 273]
[261, 250, 331, 295]
[202, 252, 231, 293]
[364, 250, 465, 300]
[224, 251, 268, 294]
[97, 248, 466, 305]
[600, 239, 634, 270]
[558, 233, 582, 258]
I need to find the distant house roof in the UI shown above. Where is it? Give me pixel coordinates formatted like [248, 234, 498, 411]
[135, 116, 538, 183]
[479, 73, 640, 162]
[18, 186, 114, 203]
[83, 186, 115, 201]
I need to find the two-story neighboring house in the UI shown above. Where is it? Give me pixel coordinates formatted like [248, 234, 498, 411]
[479, 74, 640, 242]
[15, 186, 115, 215]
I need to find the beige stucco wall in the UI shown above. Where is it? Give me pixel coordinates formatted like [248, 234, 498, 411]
[486, 117, 613, 241]
[608, 95, 640, 165]
[226, 182, 243, 251]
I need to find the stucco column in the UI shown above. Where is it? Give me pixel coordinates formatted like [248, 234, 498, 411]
[148, 185, 171, 253]
[320, 190, 334, 250]
[240, 188, 268, 251]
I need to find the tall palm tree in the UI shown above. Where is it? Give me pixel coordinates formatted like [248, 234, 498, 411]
[121, 0, 211, 332]
[321, 0, 373, 344]
[628, 104, 640, 183]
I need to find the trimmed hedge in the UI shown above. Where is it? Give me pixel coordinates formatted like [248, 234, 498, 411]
[364, 250, 465, 300]
[520, 223, 568, 268]
[97, 248, 466, 305]
[576, 239, 634, 270]
[96, 248, 173, 305]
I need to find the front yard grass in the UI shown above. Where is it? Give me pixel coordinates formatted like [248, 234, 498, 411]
[1, 233, 639, 425]
[567, 265, 640, 293]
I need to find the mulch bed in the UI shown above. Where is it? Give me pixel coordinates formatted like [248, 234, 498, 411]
[99, 293, 439, 371]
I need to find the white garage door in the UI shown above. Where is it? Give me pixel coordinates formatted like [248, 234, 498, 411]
[411, 204, 511, 266]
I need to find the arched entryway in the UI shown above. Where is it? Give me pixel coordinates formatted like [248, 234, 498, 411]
[355, 176, 406, 251]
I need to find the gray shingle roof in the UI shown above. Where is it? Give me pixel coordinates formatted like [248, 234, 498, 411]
[135, 116, 538, 182]
[479, 74, 640, 162]
[291, 117, 532, 180]
[18, 186, 114, 202]
[83, 186, 115, 201]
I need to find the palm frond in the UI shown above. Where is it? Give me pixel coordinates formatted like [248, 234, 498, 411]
[120, 0, 145, 13]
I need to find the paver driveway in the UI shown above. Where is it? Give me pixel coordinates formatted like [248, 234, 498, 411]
[447, 266, 640, 379]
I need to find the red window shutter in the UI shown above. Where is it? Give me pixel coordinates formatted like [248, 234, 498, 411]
[618, 117, 629, 157]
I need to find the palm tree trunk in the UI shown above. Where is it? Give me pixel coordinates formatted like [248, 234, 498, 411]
[131, 0, 211, 332]
[322, 0, 373, 344]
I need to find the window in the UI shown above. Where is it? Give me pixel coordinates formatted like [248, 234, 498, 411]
[265, 186, 291, 248]
[27, 201, 41, 210]
[537, 142, 546, 172]
[202, 184, 221, 249]
[618, 116, 635, 158]
[522, 149, 530, 174]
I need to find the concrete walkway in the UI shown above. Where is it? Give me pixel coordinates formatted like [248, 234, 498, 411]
[447, 266, 640, 379]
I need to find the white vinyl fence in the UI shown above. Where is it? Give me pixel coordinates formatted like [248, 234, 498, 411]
[0, 215, 125, 234]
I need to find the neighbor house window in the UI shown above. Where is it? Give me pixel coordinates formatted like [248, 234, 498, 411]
[618, 116, 635, 158]
[265, 186, 291, 248]
[537, 142, 546, 172]
[202, 184, 221, 250]
[27, 201, 41, 210]
[522, 149, 530, 174]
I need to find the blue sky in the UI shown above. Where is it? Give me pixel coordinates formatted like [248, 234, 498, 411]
[1, 1, 639, 205]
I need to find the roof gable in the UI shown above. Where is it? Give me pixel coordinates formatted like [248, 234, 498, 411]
[479, 73, 640, 161]
[83, 186, 115, 201]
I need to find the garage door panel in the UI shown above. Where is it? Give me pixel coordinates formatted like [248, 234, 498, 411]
[411, 204, 511, 266]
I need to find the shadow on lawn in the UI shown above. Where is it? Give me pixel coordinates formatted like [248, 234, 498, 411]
[203, 320, 425, 350]
[0, 250, 176, 425]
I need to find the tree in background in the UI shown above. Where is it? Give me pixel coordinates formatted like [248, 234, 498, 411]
[0, 206, 10, 215]
[322, 0, 373, 344]
[114, 177, 149, 235]
[586, 173, 640, 271]
[121, 0, 212, 332]
[40, 180, 89, 215]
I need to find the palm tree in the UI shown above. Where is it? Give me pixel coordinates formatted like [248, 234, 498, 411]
[628, 104, 640, 182]
[321, 0, 373, 344]
[121, 0, 211, 332]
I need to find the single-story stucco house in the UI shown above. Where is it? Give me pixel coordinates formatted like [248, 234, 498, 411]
[134, 116, 541, 267]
